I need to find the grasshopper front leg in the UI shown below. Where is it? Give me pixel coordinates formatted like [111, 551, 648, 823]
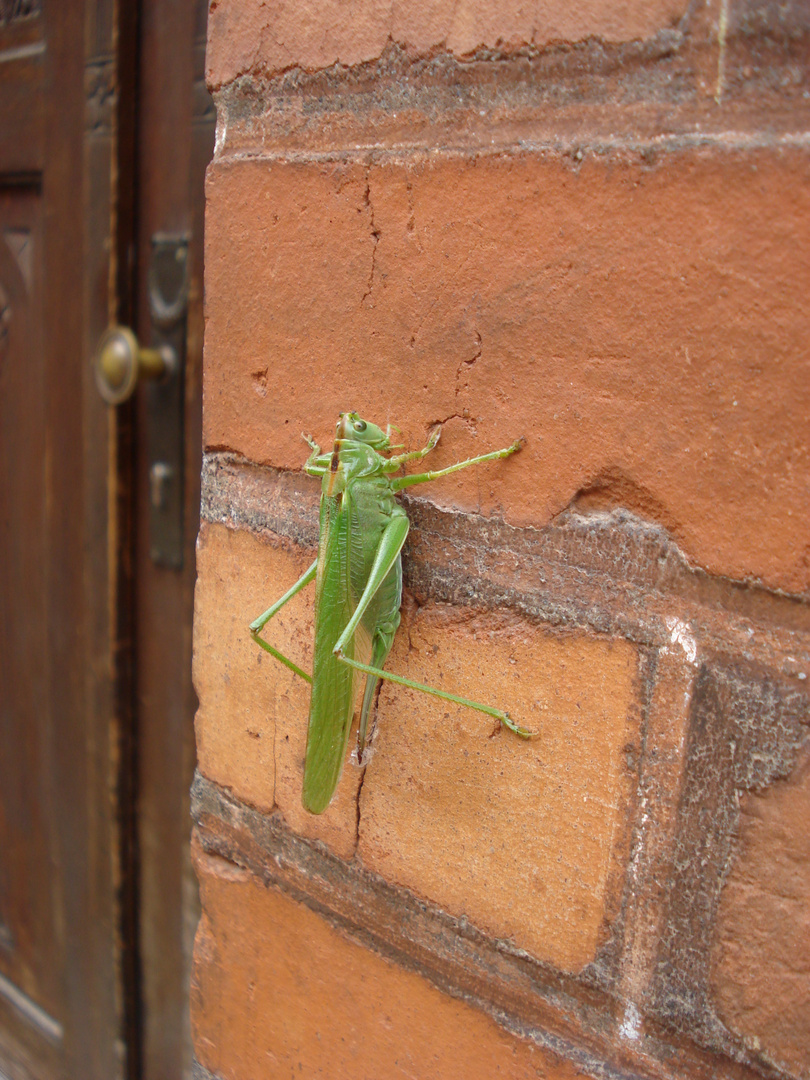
[391, 437, 524, 491]
[384, 424, 441, 471]
[302, 433, 331, 476]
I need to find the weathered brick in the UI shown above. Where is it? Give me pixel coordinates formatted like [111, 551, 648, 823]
[194, 521, 359, 857]
[207, 0, 689, 86]
[710, 745, 810, 1076]
[194, 523, 284, 812]
[196, 510, 641, 971]
[191, 842, 589, 1079]
[358, 603, 640, 971]
[204, 150, 810, 593]
[649, 658, 810, 1050]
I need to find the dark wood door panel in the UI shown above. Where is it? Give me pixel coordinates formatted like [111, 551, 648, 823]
[0, 189, 57, 1014]
[0, 9, 44, 175]
[0, 186, 67, 1079]
[0, 4, 126, 1077]
[0, 2, 210, 1075]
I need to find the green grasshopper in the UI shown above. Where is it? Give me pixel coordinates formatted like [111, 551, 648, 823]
[250, 412, 531, 814]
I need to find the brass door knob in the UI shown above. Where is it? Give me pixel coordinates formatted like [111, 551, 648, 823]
[94, 325, 176, 405]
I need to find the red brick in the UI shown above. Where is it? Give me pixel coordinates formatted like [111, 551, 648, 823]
[358, 603, 640, 971]
[191, 841, 589, 1079]
[204, 151, 810, 593]
[710, 744, 810, 1076]
[194, 522, 360, 857]
[207, 0, 689, 86]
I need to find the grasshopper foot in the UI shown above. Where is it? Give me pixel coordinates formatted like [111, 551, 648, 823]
[426, 424, 442, 450]
[499, 712, 537, 739]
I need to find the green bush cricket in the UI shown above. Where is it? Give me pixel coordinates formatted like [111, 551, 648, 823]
[250, 411, 532, 814]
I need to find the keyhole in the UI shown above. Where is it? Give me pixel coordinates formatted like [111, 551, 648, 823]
[149, 461, 173, 509]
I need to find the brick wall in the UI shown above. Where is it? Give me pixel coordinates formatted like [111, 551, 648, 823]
[192, 3, 810, 1077]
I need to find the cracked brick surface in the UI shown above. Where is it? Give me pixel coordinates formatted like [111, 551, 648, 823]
[206, 0, 690, 86]
[204, 151, 810, 593]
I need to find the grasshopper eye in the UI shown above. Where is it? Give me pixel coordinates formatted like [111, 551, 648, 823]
[354, 420, 367, 432]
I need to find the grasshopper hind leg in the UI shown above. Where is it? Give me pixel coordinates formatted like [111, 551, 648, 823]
[249, 558, 318, 684]
[338, 650, 536, 739]
[356, 613, 400, 762]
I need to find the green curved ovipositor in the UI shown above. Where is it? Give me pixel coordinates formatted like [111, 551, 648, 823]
[250, 411, 531, 814]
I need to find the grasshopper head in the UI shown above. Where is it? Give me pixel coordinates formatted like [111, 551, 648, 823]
[337, 412, 391, 451]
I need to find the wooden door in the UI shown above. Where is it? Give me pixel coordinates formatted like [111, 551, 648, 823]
[132, 2, 213, 1076]
[0, 2, 211, 1077]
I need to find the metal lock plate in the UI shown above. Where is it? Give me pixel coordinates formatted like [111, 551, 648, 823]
[146, 233, 189, 568]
